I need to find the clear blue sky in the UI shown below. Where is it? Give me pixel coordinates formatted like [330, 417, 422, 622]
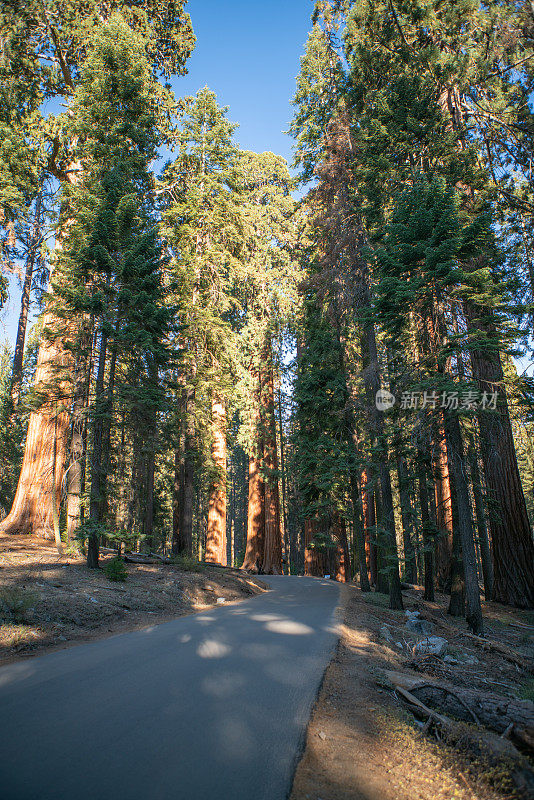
[172, 0, 313, 164]
[0, 0, 314, 346]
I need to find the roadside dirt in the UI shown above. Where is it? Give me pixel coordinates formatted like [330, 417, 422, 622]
[290, 584, 534, 800]
[0, 535, 266, 665]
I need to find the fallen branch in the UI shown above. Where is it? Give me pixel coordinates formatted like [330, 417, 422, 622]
[383, 669, 534, 754]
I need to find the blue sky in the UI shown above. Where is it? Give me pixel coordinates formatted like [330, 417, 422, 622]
[0, 0, 313, 346]
[172, 0, 313, 165]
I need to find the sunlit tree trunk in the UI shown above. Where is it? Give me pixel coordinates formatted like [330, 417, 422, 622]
[261, 354, 282, 574]
[205, 396, 227, 565]
[432, 419, 454, 590]
[0, 167, 80, 538]
[242, 451, 264, 571]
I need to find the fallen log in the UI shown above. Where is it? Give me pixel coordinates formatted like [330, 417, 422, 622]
[384, 671, 534, 797]
[383, 669, 534, 754]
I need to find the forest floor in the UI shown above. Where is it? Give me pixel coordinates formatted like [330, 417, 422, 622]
[290, 583, 534, 800]
[0, 534, 266, 665]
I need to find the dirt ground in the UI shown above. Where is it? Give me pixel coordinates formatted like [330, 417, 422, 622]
[290, 584, 534, 800]
[0, 534, 266, 665]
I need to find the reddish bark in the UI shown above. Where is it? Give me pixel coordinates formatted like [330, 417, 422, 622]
[433, 419, 454, 590]
[205, 396, 227, 565]
[261, 352, 282, 574]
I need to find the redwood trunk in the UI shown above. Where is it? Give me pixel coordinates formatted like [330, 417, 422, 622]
[0, 314, 71, 538]
[242, 453, 265, 571]
[261, 354, 282, 574]
[205, 396, 227, 565]
[433, 420, 454, 590]
[469, 329, 534, 608]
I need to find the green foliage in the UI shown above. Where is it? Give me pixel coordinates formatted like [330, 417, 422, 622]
[0, 586, 37, 624]
[171, 554, 205, 573]
[103, 557, 127, 582]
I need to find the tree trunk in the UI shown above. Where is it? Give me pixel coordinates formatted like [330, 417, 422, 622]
[0, 317, 71, 538]
[0, 166, 80, 538]
[178, 384, 195, 557]
[242, 452, 265, 571]
[261, 355, 282, 574]
[205, 396, 227, 565]
[445, 412, 483, 634]
[66, 320, 92, 540]
[432, 419, 454, 591]
[331, 512, 351, 582]
[360, 325, 403, 609]
[396, 454, 417, 584]
[361, 468, 377, 585]
[468, 318, 534, 608]
[419, 469, 435, 601]
[87, 324, 108, 568]
[9, 191, 43, 409]
[468, 437, 494, 600]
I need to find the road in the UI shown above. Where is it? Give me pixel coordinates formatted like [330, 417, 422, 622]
[0, 575, 341, 800]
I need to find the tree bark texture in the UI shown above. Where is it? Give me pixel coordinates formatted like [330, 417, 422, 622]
[205, 396, 227, 565]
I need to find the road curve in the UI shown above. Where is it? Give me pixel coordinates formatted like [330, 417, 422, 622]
[0, 575, 341, 800]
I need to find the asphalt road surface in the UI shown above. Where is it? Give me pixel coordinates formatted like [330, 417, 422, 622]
[0, 575, 341, 800]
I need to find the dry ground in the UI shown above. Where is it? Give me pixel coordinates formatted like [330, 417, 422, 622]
[0, 534, 266, 665]
[291, 584, 534, 800]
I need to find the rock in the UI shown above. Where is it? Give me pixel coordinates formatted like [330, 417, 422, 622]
[380, 625, 392, 641]
[216, 597, 226, 604]
[414, 636, 448, 657]
[458, 653, 479, 665]
[405, 609, 420, 619]
[317, 731, 327, 740]
[405, 618, 434, 636]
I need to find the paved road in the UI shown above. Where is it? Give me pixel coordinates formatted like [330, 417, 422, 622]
[0, 575, 340, 800]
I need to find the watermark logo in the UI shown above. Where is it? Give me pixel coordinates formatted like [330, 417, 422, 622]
[376, 389, 498, 412]
[375, 389, 396, 411]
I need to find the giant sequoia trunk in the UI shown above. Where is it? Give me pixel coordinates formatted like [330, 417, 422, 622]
[205, 396, 227, 565]
[242, 452, 265, 571]
[0, 316, 72, 538]
[0, 168, 80, 538]
[468, 318, 534, 608]
[261, 355, 282, 574]
[432, 420, 454, 590]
